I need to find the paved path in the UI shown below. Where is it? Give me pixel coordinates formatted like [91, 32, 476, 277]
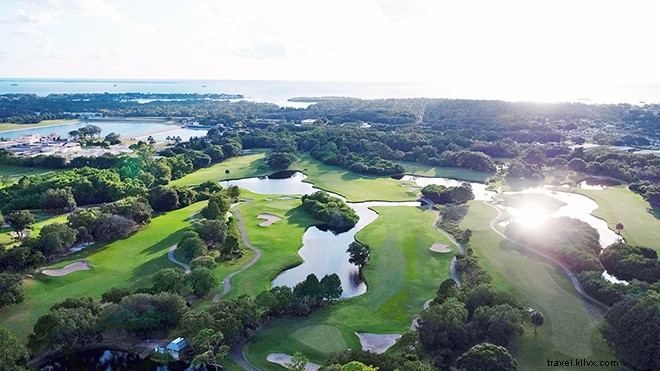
[168, 245, 191, 274]
[213, 203, 262, 302]
[230, 345, 260, 371]
[483, 201, 608, 316]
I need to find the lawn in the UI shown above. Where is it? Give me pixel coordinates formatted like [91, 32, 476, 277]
[392, 160, 492, 182]
[224, 190, 317, 298]
[0, 202, 207, 340]
[173, 150, 491, 202]
[461, 201, 617, 370]
[170, 150, 271, 187]
[0, 119, 79, 133]
[0, 212, 70, 246]
[244, 206, 454, 368]
[575, 186, 660, 250]
[0, 164, 60, 179]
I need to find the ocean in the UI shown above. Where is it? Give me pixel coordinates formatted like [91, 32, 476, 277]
[2, 78, 660, 106]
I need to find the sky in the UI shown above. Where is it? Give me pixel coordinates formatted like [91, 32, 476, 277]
[1, 0, 659, 87]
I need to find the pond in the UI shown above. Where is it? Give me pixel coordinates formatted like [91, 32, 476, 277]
[224, 171, 420, 298]
[0, 120, 207, 141]
[503, 186, 625, 283]
[41, 349, 192, 371]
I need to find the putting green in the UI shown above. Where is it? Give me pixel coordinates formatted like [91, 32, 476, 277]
[292, 325, 347, 353]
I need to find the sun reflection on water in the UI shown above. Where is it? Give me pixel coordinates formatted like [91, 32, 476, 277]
[509, 204, 550, 228]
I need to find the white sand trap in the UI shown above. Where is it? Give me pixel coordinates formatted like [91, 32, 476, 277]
[258, 213, 281, 227]
[355, 333, 401, 354]
[429, 242, 451, 253]
[267, 353, 321, 371]
[278, 196, 297, 200]
[42, 261, 90, 276]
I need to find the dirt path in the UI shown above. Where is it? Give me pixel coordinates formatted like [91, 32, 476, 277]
[483, 201, 608, 316]
[168, 245, 191, 274]
[213, 203, 262, 302]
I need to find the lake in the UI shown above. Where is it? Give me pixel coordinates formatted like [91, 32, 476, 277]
[3, 78, 660, 105]
[0, 120, 208, 141]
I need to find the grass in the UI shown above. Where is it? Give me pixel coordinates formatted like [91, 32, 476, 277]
[575, 186, 660, 250]
[461, 201, 617, 370]
[244, 206, 454, 368]
[0, 164, 60, 181]
[392, 160, 492, 182]
[224, 190, 317, 298]
[0, 119, 79, 133]
[172, 150, 490, 202]
[0, 212, 70, 246]
[170, 150, 271, 187]
[0, 202, 207, 341]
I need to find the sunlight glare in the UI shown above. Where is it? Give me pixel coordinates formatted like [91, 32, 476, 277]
[510, 204, 549, 229]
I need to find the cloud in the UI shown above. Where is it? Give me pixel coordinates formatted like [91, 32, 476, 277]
[5, 0, 125, 22]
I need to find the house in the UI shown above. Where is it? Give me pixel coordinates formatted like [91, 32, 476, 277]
[155, 337, 188, 360]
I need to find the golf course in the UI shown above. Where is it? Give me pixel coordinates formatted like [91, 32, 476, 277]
[2, 149, 659, 370]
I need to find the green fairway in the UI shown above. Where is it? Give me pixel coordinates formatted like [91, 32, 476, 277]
[224, 190, 316, 298]
[0, 119, 80, 133]
[0, 212, 70, 246]
[461, 201, 617, 370]
[244, 206, 454, 368]
[392, 160, 492, 182]
[0, 164, 59, 179]
[576, 186, 660, 250]
[171, 150, 271, 187]
[0, 202, 207, 340]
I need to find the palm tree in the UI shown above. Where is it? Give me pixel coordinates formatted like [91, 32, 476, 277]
[531, 311, 544, 334]
[225, 169, 230, 182]
[615, 223, 624, 235]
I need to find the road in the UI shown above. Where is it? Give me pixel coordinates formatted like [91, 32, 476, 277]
[483, 201, 608, 316]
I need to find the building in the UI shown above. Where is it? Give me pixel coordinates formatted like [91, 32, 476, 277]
[155, 337, 188, 360]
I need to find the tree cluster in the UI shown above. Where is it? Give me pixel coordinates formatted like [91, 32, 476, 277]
[301, 191, 359, 229]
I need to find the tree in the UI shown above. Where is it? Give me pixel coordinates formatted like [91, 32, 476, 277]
[227, 185, 240, 201]
[7, 210, 34, 239]
[286, 352, 309, 371]
[225, 169, 230, 181]
[340, 361, 379, 371]
[0, 328, 29, 371]
[0, 273, 24, 308]
[267, 152, 298, 170]
[319, 273, 343, 301]
[347, 241, 371, 269]
[221, 235, 240, 259]
[202, 193, 231, 220]
[153, 268, 185, 293]
[101, 287, 132, 304]
[192, 328, 228, 371]
[179, 235, 208, 262]
[456, 342, 518, 371]
[531, 311, 544, 334]
[104, 132, 121, 145]
[615, 223, 624, 235]
[195, 219, 228, 247]
[188, 267, 217, 296]
[43, 187, 77, 214]
[0, 175, 11, 187]
[91, 214, 136, 242]
[33, 223, 78, 255]
[149, 186, 180, 212]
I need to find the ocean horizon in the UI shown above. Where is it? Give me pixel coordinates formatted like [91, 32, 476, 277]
[2, 78, 660, 106]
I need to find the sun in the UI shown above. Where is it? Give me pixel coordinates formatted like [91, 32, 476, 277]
[510, 204, 549, 229]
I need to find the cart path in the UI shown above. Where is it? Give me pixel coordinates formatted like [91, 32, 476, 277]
[483, 201, 608, 316]
[168, 245, 191, 274]
[213, 202, 262, 302]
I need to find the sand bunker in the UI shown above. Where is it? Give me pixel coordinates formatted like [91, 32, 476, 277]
[355, 333, 401, 354]
[267, 353, 321, 370]
[42, 261, 90, 276]
[429, 242, 451, 253]
[278, 196, 297, 200]
[258, 213, 281, 226]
